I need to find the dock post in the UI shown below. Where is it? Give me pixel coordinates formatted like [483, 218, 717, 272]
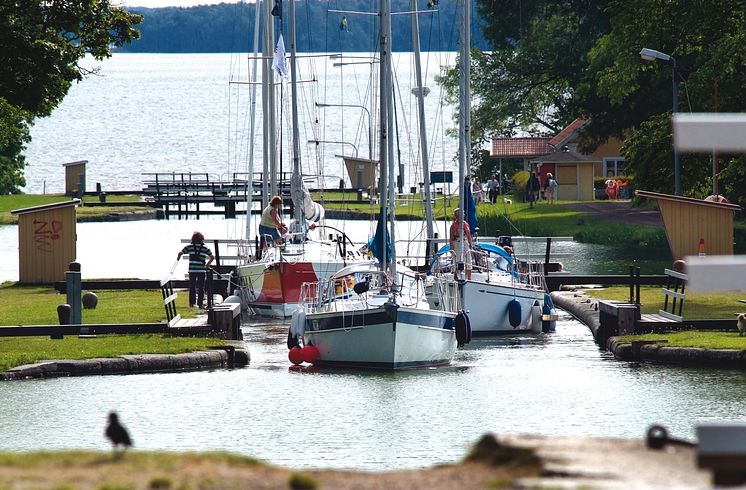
[544, 237, 552, 275]
[66, 262, 82, 325]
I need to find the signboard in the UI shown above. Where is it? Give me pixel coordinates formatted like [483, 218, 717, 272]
[430, 171, 453, 184]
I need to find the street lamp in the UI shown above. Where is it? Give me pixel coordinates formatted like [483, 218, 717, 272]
[640, 47, 680, 195]
[316, 102, 373, 161]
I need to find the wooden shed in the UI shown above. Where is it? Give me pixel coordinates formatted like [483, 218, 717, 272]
[636, 190, 740, 260]
[343, 156, 378, 191]
[11, 200, 80, 283]
[530, 151, 597, 201]
[63, 160, 87, 196]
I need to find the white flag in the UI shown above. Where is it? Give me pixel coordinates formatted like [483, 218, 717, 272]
[272, 34, 288, 78]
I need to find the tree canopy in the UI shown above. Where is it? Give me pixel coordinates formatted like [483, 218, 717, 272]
[444, 0, 746, 200]
[0, 1, 141, 194]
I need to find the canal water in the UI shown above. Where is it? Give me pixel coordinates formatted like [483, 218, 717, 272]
[4, 218, 734, 471]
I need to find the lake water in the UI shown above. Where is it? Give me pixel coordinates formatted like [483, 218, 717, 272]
[23, 52, 460, 194]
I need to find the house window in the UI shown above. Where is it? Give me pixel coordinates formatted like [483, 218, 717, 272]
[603, 157, 625, 177]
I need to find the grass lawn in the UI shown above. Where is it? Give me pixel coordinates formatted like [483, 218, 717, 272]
[0, 335, 225, 372]
[0, 283, 224, 372]
[0, 194, 149, 224]
[615, 331, 746, 350]
[0, 283, 198, 326]
[586, 286, 746, 350]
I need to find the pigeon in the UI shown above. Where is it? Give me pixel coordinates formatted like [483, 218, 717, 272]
[105, 411, 132, 452]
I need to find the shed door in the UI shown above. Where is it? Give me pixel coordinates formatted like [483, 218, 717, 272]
[556, 165, 577, 200]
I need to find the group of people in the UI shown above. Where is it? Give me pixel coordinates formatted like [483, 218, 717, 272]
[605, 177, 630, 200]
[471, 175, 503, 204]
[524, 172, 558, 206]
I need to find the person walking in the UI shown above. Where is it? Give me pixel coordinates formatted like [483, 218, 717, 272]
[545, 172, 558, 204]
[259, 195, 288, 248]
[527, 172, 541, 208]
[472, 177, 483, 204]
[487, 174, 498, 204]
[177, 231, 214, 308]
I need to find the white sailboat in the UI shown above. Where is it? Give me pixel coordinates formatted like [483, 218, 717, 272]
[430, 0, 550, 335]
[235, 0, 366, 318]
[291, 0, 462, 370]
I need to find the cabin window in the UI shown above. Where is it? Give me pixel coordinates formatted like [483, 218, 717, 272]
[603, 157, 626, 177]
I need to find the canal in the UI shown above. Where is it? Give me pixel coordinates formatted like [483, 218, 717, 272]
[4, 218, 740, 471]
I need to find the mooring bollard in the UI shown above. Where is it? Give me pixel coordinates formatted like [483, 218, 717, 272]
[66, 262, 82, 325]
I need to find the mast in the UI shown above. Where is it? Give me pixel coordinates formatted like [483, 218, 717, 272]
[289, 0, 302, 226]
[261, 0, 276, 207]
[378, 0, 391, 272]
[409, 0, 435, 257]
[457, 0, 471, 273]
[245, 0, 262, 242]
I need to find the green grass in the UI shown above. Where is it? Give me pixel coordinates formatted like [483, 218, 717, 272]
[0, 450, 263, 469]
[615, 331, 746, 350]
[584, 286, 745, 319]
[0, 335, 225, 372]
[0, 194, 149, 224]
[0, 283, 198, 326]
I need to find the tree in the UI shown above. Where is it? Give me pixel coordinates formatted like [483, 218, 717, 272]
[442, 0, 746, 197]
[0, 1, 141, 194]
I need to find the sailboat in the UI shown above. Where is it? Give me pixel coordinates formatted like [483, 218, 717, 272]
[235, 0, 366, 318]
[429, 0, 549, 335]
[291, 0, 462, 370]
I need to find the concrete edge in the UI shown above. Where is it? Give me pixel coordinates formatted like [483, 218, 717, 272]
[0, 345, 250, 381]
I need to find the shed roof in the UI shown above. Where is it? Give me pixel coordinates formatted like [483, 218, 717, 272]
[62, 160, 87, 168]
[549, 118, 588, 147]
[11, 199, 81, 216]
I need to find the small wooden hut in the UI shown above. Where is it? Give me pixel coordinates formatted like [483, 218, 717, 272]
[636, 190, 740, 260]
[11, 200, 80, 283]
[63, 160, 87, 196]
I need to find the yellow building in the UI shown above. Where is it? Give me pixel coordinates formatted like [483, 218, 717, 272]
[11, 200, 79, 283]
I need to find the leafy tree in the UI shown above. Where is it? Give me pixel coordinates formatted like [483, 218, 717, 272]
[0, 1, 141, 194]
[443, 0, 746, 197]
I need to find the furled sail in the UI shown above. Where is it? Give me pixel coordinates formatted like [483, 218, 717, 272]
[290, 172, 325, 225]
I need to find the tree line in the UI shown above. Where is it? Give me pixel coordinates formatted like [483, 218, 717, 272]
[122, 1, 489, 53]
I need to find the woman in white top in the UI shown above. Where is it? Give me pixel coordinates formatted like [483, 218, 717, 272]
[258, 195, 287, 247]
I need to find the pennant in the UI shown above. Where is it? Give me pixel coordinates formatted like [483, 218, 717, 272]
[272, 34, 288, 78]
[339, 16, 348, 32]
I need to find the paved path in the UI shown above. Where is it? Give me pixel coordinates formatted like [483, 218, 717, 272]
[563, 200, 664, 228]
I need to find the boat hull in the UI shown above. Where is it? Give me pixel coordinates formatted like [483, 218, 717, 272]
[457, 279, 544, 334]
[238, 259, 350, 318]
[304, 306, 457, 369]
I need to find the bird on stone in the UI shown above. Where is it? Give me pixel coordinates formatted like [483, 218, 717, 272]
[105, 411, 132, 452]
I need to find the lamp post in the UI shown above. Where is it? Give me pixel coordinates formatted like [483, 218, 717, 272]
[640, 47, 680, 195]
[316, 102, 372, 161]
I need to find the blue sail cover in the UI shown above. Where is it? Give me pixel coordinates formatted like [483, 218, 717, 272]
[465, 179, 478, 233]
[369, 210, 392, 264]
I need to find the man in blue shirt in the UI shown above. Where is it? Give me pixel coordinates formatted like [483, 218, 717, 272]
[177, 231, 214, 308]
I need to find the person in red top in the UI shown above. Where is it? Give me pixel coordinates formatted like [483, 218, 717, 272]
[449, 208, 473, 280]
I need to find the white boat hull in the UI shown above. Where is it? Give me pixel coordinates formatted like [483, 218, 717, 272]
[304, 306, 457, 369]
[458, 279, 544, 334]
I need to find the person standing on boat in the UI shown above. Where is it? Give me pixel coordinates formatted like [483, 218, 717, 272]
[259, 195, 288, 248]
[177, 231, 214, 308]
[449, 208, 473, 280]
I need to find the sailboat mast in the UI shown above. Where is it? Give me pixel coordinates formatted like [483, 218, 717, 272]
[457, 0, 471, 267]
[378, 0, 390, 270]
[246, 0, 262, 242]
[289, 0, 302, 226]
[261, 0, 277, 206]
[409, 0, 435, 253]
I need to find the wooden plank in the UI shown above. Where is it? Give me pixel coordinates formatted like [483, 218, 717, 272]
[167, 314, 181, 328]
[662, 288, 686, 300]
[162, 292, 178, 305]
[657, 310, 684, 322]
[664, 268, 688, 281]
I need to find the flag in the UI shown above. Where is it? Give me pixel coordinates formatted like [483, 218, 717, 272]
[339, 16, 348, 32]
[272, 34, 288, 78]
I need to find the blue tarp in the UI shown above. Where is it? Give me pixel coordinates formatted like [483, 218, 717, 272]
[369, 210, 392, 264]
[430, 243, 516, 277]
[464, 179, 478, 234]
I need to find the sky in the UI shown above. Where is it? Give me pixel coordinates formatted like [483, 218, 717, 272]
[123, 0, 243, 7]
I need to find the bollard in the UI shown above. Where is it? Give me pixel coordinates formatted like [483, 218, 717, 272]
[66, 262, 82, 324]
[98, 192, 106, 203]
[57, 304, 71, 325]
